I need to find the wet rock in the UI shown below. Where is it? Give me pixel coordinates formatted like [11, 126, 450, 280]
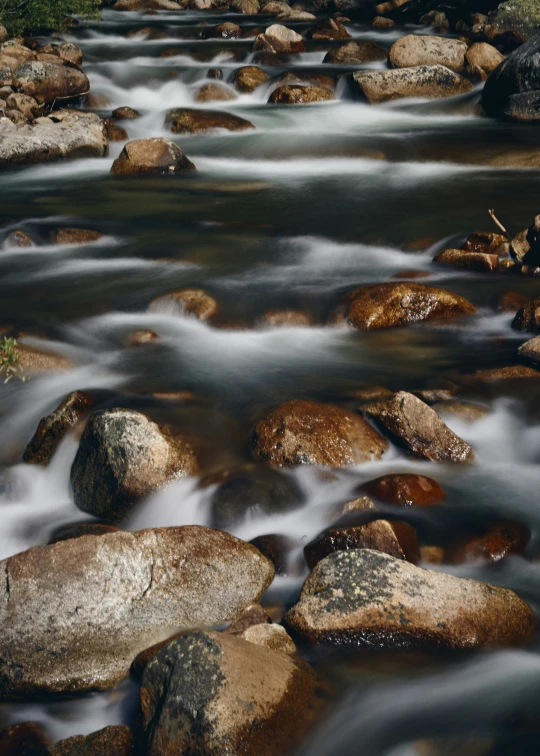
[51, 228, 104, 244]
[206, 21, 242, 38]
[0, 110, 108, 171]
[482, 32, 540, 118]
[110, 138, 196, 175]
[253, 24, 305, 53]
[372, 15, 395, 28]
[104, 118, 128, 141]
[56, 42, 84, 67]
[0, 526, 274, 698]
[323, 40, 386, 64]
[272, 70, 335, 89]
[165, 107, 254, 133]
[48, 521, 121, 544]
[0, 722, 49, 755]
[112, 106, 141, 120]
[512, 297, 540, 332]
[149, 288, 219, 319]
[0, 42, 36, 64]
[466, 42, 504, 75]
[250, 533, 296, 574]
[284, 549, 535, 648]
[23, 390, 95, 466]
[6, 93, 39, 120]
[229, 0, 260, 12]
[7, 109, 27, 125]
[462, 231, 508, 254]
[252, 399, 388, 467]
[445, 521, 530, 565]
[48, 726, 134, 756]
[431, 400, 489, 423]
[510, 215, 540, 265]
[498, 289, 529, 312]
[259, 308, 313, 326]
[269, 85, 334, 103]
[340, 282, 475, 330]
[361, 473, 445, 508]
[433, 248, 499, 272]
[240, 622, 296, 654]
[14, 61, 89, 105]
[518, 334, 540, 362]
[195, 82, 237, 102]
[5, 229, 33, 247]
[362, 391, 474, 463]
[139, 630, 325, 755]
[234, 65, 269, 92]
[70, 408, 198, 522]
[504, 90, 540, 121]
[389, 35, 468, 72]
[307, 18, 350, 40]
[350, 66, 474, 104]
[419, 10, 449, 29]
[485, 0, 540, 46]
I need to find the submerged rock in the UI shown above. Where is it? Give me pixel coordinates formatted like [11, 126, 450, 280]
[51, 227, 104, 244]
[48, 726, 134, 755]
[112, 106, 141, 120]
[149, 288, 219, 320]
[0, 526, 274, 698]
[445, 521, 530, 565]
[284, 549, 535, 649]
[252, 399, 388, 467]
[307, 18, 350, 40]
[165, 107, 254, 133]
[268, 84, 334, 103]
[110, 138, 196, 175]
[323, 40, 386, 64]
[14, 61, 89, 104]
[389, 35, 468, 72]
[350, 66, 474, 104]
[139, 630, 325, 755]
[518, 334, 540, 361]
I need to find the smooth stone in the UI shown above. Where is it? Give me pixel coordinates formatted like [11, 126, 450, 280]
[512, 297, 540, 332]
[110, 138, 196, 175]
[389, 34, 468, 71]
[165, 107, 254, 133]
[233, 65, 269, 92]
[361, 473, 445, 507]
[350, 65, 474, 104]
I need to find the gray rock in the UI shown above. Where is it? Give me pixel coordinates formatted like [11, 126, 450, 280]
[482, 31, 540, 118]
[504, 90, 540, 121]
[349, 65, 474, 104]
[0, 526, 274, 698]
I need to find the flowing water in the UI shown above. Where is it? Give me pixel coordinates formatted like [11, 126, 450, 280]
[1, 8, 540, 753]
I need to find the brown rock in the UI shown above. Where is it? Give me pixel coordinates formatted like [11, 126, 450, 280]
[433, 248, 499, 272]
[14, 339, 69, 373]
[259, 308, 313, 327]
[195, 82, 237, 102]
[51, 228, 104, 244]
[445, 521, 530, 565]
[48, 726, 134, 756]
[510, 215, 540, 266]
[112, 106, 141, 120]
[307, 18, 351, 40]
[124, 329, 159, 346]
[462, 365, 540, 381]
[519, 334, 540, 363]
[260, 0, 290, 12]
[431, 400, 489, 423]
[361, 473, 445, 508]
[207, 22, 242, 38]
[104, 118, 128, 141]
[48, 521, 121, 544]
[139, 630, 325, 755]
[498, 290, 529, 312]
[114, 0, 182, 8]
[252, 399, 388, 467]
[229, 0, 260, 12]
[512, 297, 540, 332]
[462, 231, 508, 254]
[240, 622, 296, 654]
[323, 40, 386, 64]
[5, 229, 33, 247]
[372, 16, 395, 28]
[0, 43, 36, 63]
[56, 42, 84, 67]
[284, 549, 536, 649]
[14, 61, 89, 104]
[466, 42, 504, 74]
[389, 35, 468, 72]
[6, 93, 39, 119]
[234, 65, 269, 92]
[0, 722, 49, 755]
[0, 526, 274, 698]
[269, 85, 334, 104]
[110, 138, 196, 175]
[350, 66, 474, 104]
[149, 288, 219, 320]
[341, 282, 475, 330]
[362, 391, 474, 463]
[253, 24, 305, 54]
[0, 26, 7, 44]
[23, 390, 95, 466]
[249, 533, 296, 575]
[165, 107, 254, 133]
[225, 602, 272, 634]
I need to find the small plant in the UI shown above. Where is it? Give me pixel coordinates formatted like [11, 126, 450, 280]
[0, 0, 101, 37]
[0, 337, 28, 383]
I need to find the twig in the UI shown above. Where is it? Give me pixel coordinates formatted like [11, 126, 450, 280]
[488, 208, 508, 238]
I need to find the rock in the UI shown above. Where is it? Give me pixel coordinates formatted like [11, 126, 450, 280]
[104, 118, 128, 141]
[482, 32, 540, 118]
[225, 602, 272, 634]
[114, 0, 182, 8]
[110, 138, 196, 175]
[307, 18, 350, 40]
[252, 399, 388, 467]
[340, 282, 475, 330]
[350, 66, 474, 104]
[48, 726, 134, 756]
[70, 408, 198, 522]
[323, 40, 386, 64]
[431, 400, 489, 423]
[0, 110, 108, 171]
[0, 722, 49, 755]
[0, 43, 35, 63]
[51, 227, 104, 244]
[7, 109, 27, 125]
[433, 248, 499, 272]
[518, 334, 540, 361]
[259, 308, 313, 327]
[139, 630, 325, 755]
[419, 10, 449, 29]
[14, 61, 89, 105]
[0, 526, 274, 698]
[361, 473, 445, 508]
[48, 521, 121, 544]
[229, 0, 260, 12]
[510, 215, 540, 265]
[504, 90, 540, 121]
[249, 533, 296, 574]
[195, 82, 237, 102]
[234, 65, 269, 92]
[498, 289, 529, 312]
[268, 85, 334, 103]
[6, 93, 39, 119]
[254, 24, 305, 53]
[278, 9, 316, 20]
[462, 231, 509, 254]
[5, 229, 33, 247]
[0, 68, 14, 87]
[165, 107, 254, 133]
[512, 297, 540, 332]
[149, 288, 219, 319]
[466, 42, 504, 75]
[389, 35, 468, 72]
[485, 0, 540, 46]
[56, 42, 84, 66]
[23, 390, 95, 466]
[372, 15, 395, 28]
[445, 521, 530, 564]
[0, 26, 7, 44]
[206, 22, 242, 38]
[261, 0, 291, 12]
[240, 622, 296, 654]
[284, 549, 535, 649]
[362, 391, 475, 463]
[112, 106, 141, 120]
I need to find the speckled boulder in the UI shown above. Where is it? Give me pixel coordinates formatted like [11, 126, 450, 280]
[139, 630, 325, 755]
[350, 65, 474, 104]
[389, 35, 468, 71]
[284, 549, 535, 649]
[0, 526, 274, 698]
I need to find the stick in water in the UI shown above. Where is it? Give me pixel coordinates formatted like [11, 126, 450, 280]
[488, 208, 508, 237]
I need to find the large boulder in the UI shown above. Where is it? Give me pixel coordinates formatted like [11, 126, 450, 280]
[70, 408, 198, 522]
[165, 107, 254, 134]
[0, 110, 108, 171]
[111, 138, 196, 175]
[268, 85, 334, 103]
[323, 40, 386, 64]
[48, 726, 134, 756]
[252, 399, 388, 467]
[0, 526, 274, 698]
[339, 282, 475, 330]
[349, 66, 474, 104]
[482, 32, 540, 118]
[14, 61, 89, 104]
[389, 35, 468, 72]
[362, 391, 474, 463]
[139, 630, 325, 755]
[485, 0, 540, 46]
[284, 549, 535, 649]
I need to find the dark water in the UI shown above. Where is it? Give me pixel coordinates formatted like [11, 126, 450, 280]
[1, 8, 540, 753]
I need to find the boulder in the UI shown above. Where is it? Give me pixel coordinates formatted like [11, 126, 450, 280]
[0, 722, 49, 755]
[253, 24, 305, 53]
[234, 65, 269, 92]
[0, 43, 36, 63]
[23, 390, 95, 466]
[350, 66, 474, 104]
[504, 90, 540, 121]
[251, 399, 388, 467]
[195, 82, 237, 102]
[485, 0, 540, 46]
[512, 297, 540, 332]
[307, 18, 350, 40]
[0, 110, 108, 171]
[362, 391, 474, 463]
[433, 248, 499, 272]
[0, 526, 274, 698]
[149, 288, 219, 319]
[323, 40, 386, 64]
[70, 408, 198, 522]
[462, 230, 509, 254]
[48, 726, 134, 756]
[284, 549, 535, 648]
[268, 85, 334, 103]
[389, 35, 468, 72]
[482, 32, 540, 118]
[110, 138, 196, 175]
[56, 42, 84, 67]
[518, 334, 540, 361]
[340, 282, 475, 330]
[261, 0, 291, 12]
[361, 473, 445, 507]
[112, 106, 140, 120]
[226, 602, 272, 634]
[14, 61, 89, 104]
[466, 42, 504, 75]
[49, 521, 121, 544]
[165, 107, 254, 133]
[372, 15, 395, 28]
[139, 630, 325, 755]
